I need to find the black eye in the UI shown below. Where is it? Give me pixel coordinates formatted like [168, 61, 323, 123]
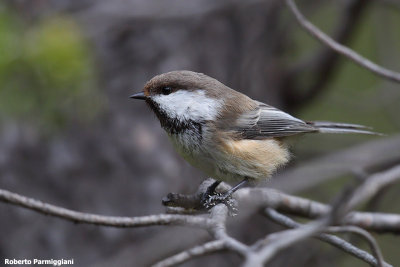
[161, 87, 172, 95]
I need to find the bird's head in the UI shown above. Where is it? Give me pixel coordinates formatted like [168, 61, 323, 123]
[130, 71, 228, 130]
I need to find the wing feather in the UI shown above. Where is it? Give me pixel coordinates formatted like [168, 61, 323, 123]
[232, 102, 316, 139]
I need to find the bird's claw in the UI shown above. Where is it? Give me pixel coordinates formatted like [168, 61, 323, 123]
[202, 192, 238, 216]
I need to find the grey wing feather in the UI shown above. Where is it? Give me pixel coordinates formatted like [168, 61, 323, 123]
[307, 121, 381, 135]
[232, 102, 380, 139]
[233, 102, 316, 139]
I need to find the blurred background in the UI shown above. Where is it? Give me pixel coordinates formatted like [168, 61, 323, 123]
[0, 0, 399, 266]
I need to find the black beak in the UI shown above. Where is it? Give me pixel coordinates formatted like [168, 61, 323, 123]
[129, 91, 147, 100]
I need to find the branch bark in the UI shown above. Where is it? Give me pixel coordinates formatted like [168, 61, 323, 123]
[1, 165, 399, 266]
[237, 187, 400, 234]
[0, 188, 211, 228]
[285, 0, 400, 83]
[151, 240, 225, 267]
[282, 0, 371, 110]
[263, 208, 391, 267]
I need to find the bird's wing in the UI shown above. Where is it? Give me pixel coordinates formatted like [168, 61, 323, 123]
[231, 101, 316, 139]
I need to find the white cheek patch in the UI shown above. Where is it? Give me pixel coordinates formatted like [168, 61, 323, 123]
[152, 90, 221, 121]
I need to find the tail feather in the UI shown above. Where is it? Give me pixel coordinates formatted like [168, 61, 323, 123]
[307, 121, 382, 136]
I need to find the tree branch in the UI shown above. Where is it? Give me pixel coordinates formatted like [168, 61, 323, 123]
[236, 187, 400, 234]
[282, 0, 370, 110]
[325, 226, 384, 267]
[285, 0, 400, 83]
[344, 165, 400, 212]
[1, 165, 399, 266]
[263, 208, 392, 267]
[0, 188, 211, 228]
[2, 171, 400, 235]
[207, 204, 250, 256]
[151, 240, 226, 267]
[242, 171, 388, 267]
[244, 219, 327, 266]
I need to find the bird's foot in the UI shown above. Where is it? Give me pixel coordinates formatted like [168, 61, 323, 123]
[202, 192, 238, 216]
[200, 181, 238, 216]
[162, 179, 243, 216]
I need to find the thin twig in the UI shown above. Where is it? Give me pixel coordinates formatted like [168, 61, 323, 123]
[247, 184, 361, 266]
[207, 204, 250, 257]
[236, 187, 400, 234]
[0, 188, 252, 263]
[151, 240, 226, 267]
[164, 181, 400, 234]
[325, 226, 385, 267]
[244, 218, 329, 266]
[263, 208, 392, 267]
[344, 165, 400, 212]
[283, 0, 370, 109]
[285, 0, 400, 83]
[2, 180, 400, 234]
[1, 164, 400, 266]
[0, 188, 211, 228]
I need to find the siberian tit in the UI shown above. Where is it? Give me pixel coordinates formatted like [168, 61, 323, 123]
[130, 71, 377, 197]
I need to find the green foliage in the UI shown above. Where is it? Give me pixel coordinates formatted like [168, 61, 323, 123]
[0, 9, 102, 130]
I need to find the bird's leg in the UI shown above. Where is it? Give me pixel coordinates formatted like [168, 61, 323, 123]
[202, 178, 249, 216]
[202, 180, 221, 199]
[222, 178, 249, 198]
[200, 180, 221, 208]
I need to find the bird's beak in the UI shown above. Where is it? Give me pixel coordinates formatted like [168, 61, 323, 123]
[129, 91, 147, 100]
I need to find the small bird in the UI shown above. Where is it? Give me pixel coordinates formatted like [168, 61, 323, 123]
[130, 71, 377, 203]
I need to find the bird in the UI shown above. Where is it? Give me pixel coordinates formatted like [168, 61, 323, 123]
[130, 70, 377, 206]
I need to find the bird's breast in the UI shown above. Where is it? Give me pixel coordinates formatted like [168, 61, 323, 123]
[214, 138, 290, 181]
[168, 124, 291, 182]
[167, 124, 218, 175]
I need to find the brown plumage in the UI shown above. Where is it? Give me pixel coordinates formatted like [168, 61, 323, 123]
[131, 70, 378, 184]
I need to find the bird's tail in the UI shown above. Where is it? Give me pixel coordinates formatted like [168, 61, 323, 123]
[306, 121, 382, 135]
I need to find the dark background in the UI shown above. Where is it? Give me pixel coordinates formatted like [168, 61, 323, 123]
[0, 0, 399, 266]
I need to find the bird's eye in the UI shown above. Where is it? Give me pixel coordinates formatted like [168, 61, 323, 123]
[161, 87, 172, 95]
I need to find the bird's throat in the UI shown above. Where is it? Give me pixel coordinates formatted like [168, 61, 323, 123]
[146, 99, 203, 135]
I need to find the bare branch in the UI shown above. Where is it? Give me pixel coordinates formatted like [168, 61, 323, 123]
[257, 164, 399, 267]
[1, 165, 399, 266]
[285, 0, 400, 83]
[236, 187, 400, 234]
[326, 226, 384, 267]
[0, 188, 251, 262]
[207, 205, 250, 257]
[343, 212, 400, 234]
[244, 219, 327, 266]
[282, 0, 370, 110]
[244, 178, 374, 266]
[151, 240, 225, 267]
[263, 208, 392, 267]
[2, 174, 400, 235]
[344, 165, 400, 212]
[0, 188, 211, 228]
